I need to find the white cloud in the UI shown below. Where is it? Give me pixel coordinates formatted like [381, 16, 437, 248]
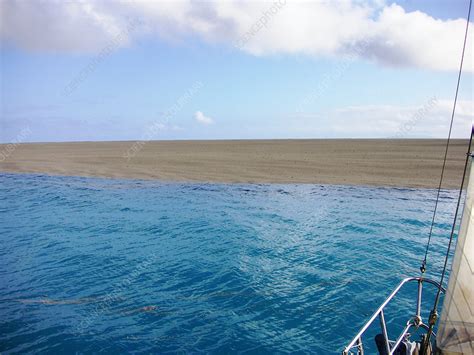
[194, 111, 214, 125]
[292, 99, 473, 138]
[0, 0, 133, 53]
[1, 0, 472, 71]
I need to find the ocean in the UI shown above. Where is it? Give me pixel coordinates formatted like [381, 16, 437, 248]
[0, 173, 459, 354]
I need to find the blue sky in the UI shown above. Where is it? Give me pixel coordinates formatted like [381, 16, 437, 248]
[1, 0, 473, 143]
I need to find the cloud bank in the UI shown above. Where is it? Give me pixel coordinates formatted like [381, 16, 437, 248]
[292, 99, 473, 138]
[1, 0, 472, 71]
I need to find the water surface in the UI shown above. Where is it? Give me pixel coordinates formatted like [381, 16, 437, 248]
[0, 173, 459, 354]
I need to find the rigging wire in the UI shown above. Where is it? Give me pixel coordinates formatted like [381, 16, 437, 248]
[423, 127, 473, 352]
[422, 0, 472, 350]
[420, 0, 472, 275]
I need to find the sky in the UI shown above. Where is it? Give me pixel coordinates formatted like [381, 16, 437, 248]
[0, 0, 473, 143]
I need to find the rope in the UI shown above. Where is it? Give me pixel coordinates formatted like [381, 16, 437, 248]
[420, 0, 472, 275]
[423, 127, 473, 352]
[422, 0, 472, 350]
[434, 128, 473, 305]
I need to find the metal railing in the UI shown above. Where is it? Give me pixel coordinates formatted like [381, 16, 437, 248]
[342, 277, 445, 355]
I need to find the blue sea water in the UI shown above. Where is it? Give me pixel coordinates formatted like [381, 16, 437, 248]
[0, 173, 461, 354]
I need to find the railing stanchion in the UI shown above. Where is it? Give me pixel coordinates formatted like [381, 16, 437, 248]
[379, 310, 391, 354]
[357, 337, 364, 355]
[416, 279, 423, 318]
